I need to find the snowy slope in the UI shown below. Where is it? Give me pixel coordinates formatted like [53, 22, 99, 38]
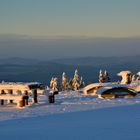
[0, 91, 140, 140]
[0, 104, 140, 140]
[0, 91, 140, 121]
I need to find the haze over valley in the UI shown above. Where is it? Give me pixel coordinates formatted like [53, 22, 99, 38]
[0, 35, 140, 60]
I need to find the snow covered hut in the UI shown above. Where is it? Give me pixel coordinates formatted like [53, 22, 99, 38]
[83, 83, 112, 95]
[83, 82, 136, 98]
[96, 84, 136, 98]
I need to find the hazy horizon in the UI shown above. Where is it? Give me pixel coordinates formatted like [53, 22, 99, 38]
[0, 1, 140, 60]
[0, 34, 140, 60]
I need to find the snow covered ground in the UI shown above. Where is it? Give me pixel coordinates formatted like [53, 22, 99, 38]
[0, 91, 140, 140]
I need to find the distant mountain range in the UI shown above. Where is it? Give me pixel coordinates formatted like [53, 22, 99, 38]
[0, 56, 139, 85]
[52, 55, 140, 66]
[1, 55, 140, 66]
[0, 57, 41, 65]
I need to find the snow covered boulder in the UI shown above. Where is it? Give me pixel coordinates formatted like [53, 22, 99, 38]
[137, 72, 140, 76]
[129, 81, 140, 93]
[117, 71, 132, 84]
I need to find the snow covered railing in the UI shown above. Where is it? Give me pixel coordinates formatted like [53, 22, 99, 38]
[0, 95, 28, 108]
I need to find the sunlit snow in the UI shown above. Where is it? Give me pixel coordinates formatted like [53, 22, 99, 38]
[0, 91, 140, 121]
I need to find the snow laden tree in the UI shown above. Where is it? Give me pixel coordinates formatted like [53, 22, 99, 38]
[50, 77, 58, 92]
[136, 76, 140, 81]
[136, 72, 140, 81]
[68, 78, 72, 90]
[104, 70, 111, 82]
[52, 78, 58, 92]
[99, 70, 106, 83]
[132, 75, 136, 82]
[50, 77, 54, 89]
[61, 72, 69, 91]
[79, 76, 85, 88]
[71, 69, 80, 91]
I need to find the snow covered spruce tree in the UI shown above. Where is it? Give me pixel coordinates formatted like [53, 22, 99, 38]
[68, 78, 73, 90]
[136, 72, 140, 81]
[61, 72, 68, 91]
[104, 70, 111, 82]
[71, 69, 80, 91]
[50, 77, 58, 92]
[50, 77, 54, 89]
[99, 70, 106, 83]
[136, 76, 140, 81]
[79, 76, 85, 88]
[132, 75, 136, 82]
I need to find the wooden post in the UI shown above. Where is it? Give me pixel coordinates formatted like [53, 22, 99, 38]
[10, 100, 13, 103]
[22, 97, 25, 107]
[48, 94, 55, 103]
[25, 99, 28, 105]
[24, 96, 29, 105]
[33, 89, 38, 103]
[17, 99, 24, 108]
[1, 100, 4, 105]
[9, 89, 13, 103]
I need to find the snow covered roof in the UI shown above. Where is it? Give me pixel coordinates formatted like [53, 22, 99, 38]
[83, 82, 117, 95]
[0, 82, 42, 90]
[0, 82, 41, 85]
[96, 84, 129, 95]
[84, 83, 111, 92]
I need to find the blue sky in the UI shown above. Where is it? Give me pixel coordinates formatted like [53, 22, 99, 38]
[0, 0, 140, 37]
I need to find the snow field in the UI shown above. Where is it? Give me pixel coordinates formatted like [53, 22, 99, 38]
[0, 91, 140, 121]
